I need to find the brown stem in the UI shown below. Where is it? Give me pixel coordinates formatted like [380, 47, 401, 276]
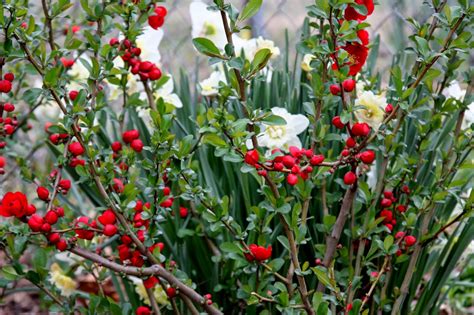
[279, 215, 314, 315]
[145, 286, 162, 315]
[41, 0, 55, 52]
[317, 181, 358, 292]
[219, 9, 258, 149]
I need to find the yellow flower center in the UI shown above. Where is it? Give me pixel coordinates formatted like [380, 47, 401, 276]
[203, 22, 217, 36]
[267, 125, 286, 139]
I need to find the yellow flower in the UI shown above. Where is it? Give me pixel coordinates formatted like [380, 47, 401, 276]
[49, 263, 76, 297]
[354, 91, 386, 130]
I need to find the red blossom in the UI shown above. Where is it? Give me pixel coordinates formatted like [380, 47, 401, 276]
[0, 192, 29, 218]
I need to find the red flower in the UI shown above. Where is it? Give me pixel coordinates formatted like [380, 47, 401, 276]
[341, 43, 369, 76]
[136, 306, 151, 315]
[404, 235, 417, 247]
[103, 224, 118, 236]
[122, 129, 140, 144]
[344, 0, 374, 21]
[332, 116, 345, 129]
[143, 276, 159, 289]
[37, 186, 50, 201]
[0, 192, 29, 218]
[28, 214, 44, 232]
[310, 154, 325, 166]
[60, 57, 75, 68]
[131, 139, 144, 152]
[75, 216, 96, 240]
[244, 150, 259, 166]
[98, 209, 116, 225]
[357, 29, 370, 45]
[246, 244, 272, 262]
[68, 141, 85, 156]
[352, 122, 371, 137]
[0, 80, 12, 93]
[148, 15, 165, 30]
[360, 150, 375, 164]
[343, 171, 357, 185]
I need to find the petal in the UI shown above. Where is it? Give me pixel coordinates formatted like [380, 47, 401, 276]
[288, 114, 310, 135]
[165, 94, 183, 108]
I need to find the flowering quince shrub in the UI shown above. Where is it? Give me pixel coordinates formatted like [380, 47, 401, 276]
[0, 0, 473, 314]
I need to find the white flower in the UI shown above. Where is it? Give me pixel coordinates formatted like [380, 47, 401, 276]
[252, 107, 309, 150]
[190, 0, 228, 49]
[234, 36, 257, 58]
[443, 81, 466, 101]
[366, 165, 377, 190]
[301, 54, 315, 72]
[443, 81, 473, 130]
[136, 26, 164, 65]
[463, 103, 474, 130]
[154, 76, 183, 108]
[354, 91, 386, 130]
[234, 36, 280, 60]
[49, 263, 76, 297]
[199, 71, 226, 96]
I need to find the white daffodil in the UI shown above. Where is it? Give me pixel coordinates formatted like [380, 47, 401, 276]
[301, 54, 316, 72]
[199, 71, 227, 96]
[190, 0, 228, 49]
[129, 276, 168, 305]
[154, 76, 183, 108]
[49, 263, 77, 297]
[354, 90, 386, 130]
[253, 107, 309, 151]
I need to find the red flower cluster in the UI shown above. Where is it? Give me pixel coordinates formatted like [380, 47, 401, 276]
[245, 244, 272, 262]
[121, 129, 144, 153]
[0, 72, 14, 93]
[110, 39, 162, 82]
[0, 73, 18, 153]
[244, 147, 326, 186]
[148, 6, 168, 30]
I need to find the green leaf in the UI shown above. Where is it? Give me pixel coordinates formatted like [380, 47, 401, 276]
[192, 38, 224, 58]
[238, 0, 263, 21]
[312, 266, 333, 290]
[249, 48, 272, 76]
[261, 114, 286, 126]
[203, 134, 227, 147]
[383, 235, 394, 252]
